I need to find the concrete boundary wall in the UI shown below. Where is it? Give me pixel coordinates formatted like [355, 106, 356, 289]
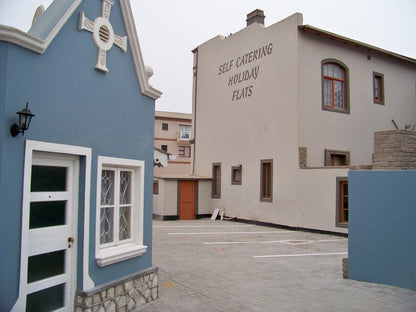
[348, 170, 416, 290]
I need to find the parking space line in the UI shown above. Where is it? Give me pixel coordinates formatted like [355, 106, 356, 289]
[202, 239, 346, 245]
[168, 231, 290, 235]
[203, 240, 287, 245]
[254, 252, 348, 258]
[153, 225, 254, 228]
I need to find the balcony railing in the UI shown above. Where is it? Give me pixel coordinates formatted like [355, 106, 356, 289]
[177, 130, 191, 142]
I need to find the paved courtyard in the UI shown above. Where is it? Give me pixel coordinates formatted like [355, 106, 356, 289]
[139, 219, 416, 311]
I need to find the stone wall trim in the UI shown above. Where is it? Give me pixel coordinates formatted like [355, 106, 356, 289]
[76, 266, 158, 311]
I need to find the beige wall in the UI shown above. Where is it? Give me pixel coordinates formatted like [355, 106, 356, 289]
[192, 12, 416, 233]
[298, 32, 416, 167]
[153, 179, 178, 217]
[193, 14, 305, 226]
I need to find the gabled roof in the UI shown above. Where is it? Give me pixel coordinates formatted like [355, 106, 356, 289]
[155, 111, 192, 120]
[299, 25, 416, 65]
[0, 0, 162, 100]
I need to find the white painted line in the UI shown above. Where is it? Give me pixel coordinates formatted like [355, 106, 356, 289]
[203, 240, 287, 245]
[203, 239, 346, 245]
[254, 252, 348, 258]
[153, 224, 254, 228]
[168, 231, 290, 235]
[292, 239, 346, 244]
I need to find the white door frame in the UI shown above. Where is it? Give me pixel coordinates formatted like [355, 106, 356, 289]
[12, 140, 93, 312]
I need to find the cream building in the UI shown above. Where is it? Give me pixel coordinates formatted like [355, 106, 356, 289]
[190, 10, 416, 234]
[153, 111, 212, 220]
[154, 111, 192, 175]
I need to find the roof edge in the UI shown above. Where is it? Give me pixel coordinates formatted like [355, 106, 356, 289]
[0, 0, 82, 54]
[299, 25, 416, 65]
[0, 0, 162, 100]
[120, 0, 162, 100]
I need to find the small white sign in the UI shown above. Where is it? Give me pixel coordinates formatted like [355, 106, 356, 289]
[211, 208, 220, 220]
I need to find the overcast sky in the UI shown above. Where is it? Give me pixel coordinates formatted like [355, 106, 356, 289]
[1, 0, 415, 113]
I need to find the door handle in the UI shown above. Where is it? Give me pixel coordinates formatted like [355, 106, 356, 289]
[68, 237, 75, 248]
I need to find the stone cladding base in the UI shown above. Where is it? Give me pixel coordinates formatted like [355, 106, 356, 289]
[76, 267, 158, 312]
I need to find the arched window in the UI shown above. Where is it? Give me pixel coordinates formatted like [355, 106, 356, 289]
[322, 60, 349, 114]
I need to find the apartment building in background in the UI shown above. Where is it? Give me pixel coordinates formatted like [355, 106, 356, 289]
[154, 111, 192, 175]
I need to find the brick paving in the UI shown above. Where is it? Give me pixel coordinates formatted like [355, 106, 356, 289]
[138, 219, 416, 311]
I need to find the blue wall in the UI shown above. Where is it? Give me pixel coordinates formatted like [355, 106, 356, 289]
[0, 0, 155, 309]
[348, 170, 416, 291]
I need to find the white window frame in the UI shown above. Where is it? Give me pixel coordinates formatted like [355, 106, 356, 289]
[96, 156, 147, 267]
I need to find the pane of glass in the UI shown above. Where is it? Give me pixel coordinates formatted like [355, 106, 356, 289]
[343, 210, 349, 222]
[263, 163, 271, 197]
[324, 79, 332, 107]
[28, 250, 65, 283]
[343, 182, 348, 194]
[334, 81, 344, 108]
[233, 169, 241, 182]
[100, 207, 114, 244]
[101, 170, 115, 205]
[323, 64, 328, 76]
[119, 171, 131, 205]
[26, 283, 64, 312]
[119, 206, 131, 240]
[31, 166, 66, 192]
[329, 64, 334, 77]
[30, 201, 66, 229]
[213, 166, 221, 195]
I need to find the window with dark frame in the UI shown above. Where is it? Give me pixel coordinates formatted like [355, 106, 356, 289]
[332, 154, 346, 166]
[340, 181, 348, 223]
[162, 123, 168, 131]
[231, 165, 242, 185]
[322, 60, 349, 114]
[260, 159, 273, 202]
[161, 145, 167, 152]
[179, 146, 191, 158]
[373, 72, 384, 105]
[336, 177, 348, 228]
[325, 149, 350, 167]
[212, 163, 221, 198]
[153, 180, 159, 195]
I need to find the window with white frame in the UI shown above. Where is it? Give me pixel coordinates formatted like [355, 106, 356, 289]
[96, 156, 147, 267]
[179, 125, 191, 140]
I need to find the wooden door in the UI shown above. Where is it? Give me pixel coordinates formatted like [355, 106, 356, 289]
[179, 181, 195, 220]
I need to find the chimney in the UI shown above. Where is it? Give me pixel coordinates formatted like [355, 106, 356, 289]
[246, 9, 265, 26]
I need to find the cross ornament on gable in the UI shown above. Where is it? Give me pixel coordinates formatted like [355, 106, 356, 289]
[79, 0, 128, 72]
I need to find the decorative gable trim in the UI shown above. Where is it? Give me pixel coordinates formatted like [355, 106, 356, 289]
[0, 0, 82, 54]
[0, 0, 161, 100]
[119, 0, 162, 99]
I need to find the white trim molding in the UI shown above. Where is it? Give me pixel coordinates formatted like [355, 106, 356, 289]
[0, 0, 161, 100]
[12, 140, 93, 312]
[0, 0, 82, 54]
[96, 156, 147, 267]
[119, 0, 162, 99]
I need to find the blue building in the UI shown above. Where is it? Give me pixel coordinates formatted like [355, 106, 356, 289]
[0, 0, 161, 311]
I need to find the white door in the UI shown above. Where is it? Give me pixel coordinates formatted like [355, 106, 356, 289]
[24, 153, 78, 311]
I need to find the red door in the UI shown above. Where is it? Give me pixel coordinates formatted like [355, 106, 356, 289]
[179, 181, 195, 220]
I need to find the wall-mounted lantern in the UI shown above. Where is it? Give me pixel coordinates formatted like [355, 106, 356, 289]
[10, 102, 35, 137]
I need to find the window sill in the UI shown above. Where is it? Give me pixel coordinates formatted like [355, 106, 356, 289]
[96, 243, 147, 267]
[336, 222, 348, 229]
[322, 106, 350, 115]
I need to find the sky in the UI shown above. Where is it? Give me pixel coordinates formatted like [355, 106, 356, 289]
[0, 0, 415, 113]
